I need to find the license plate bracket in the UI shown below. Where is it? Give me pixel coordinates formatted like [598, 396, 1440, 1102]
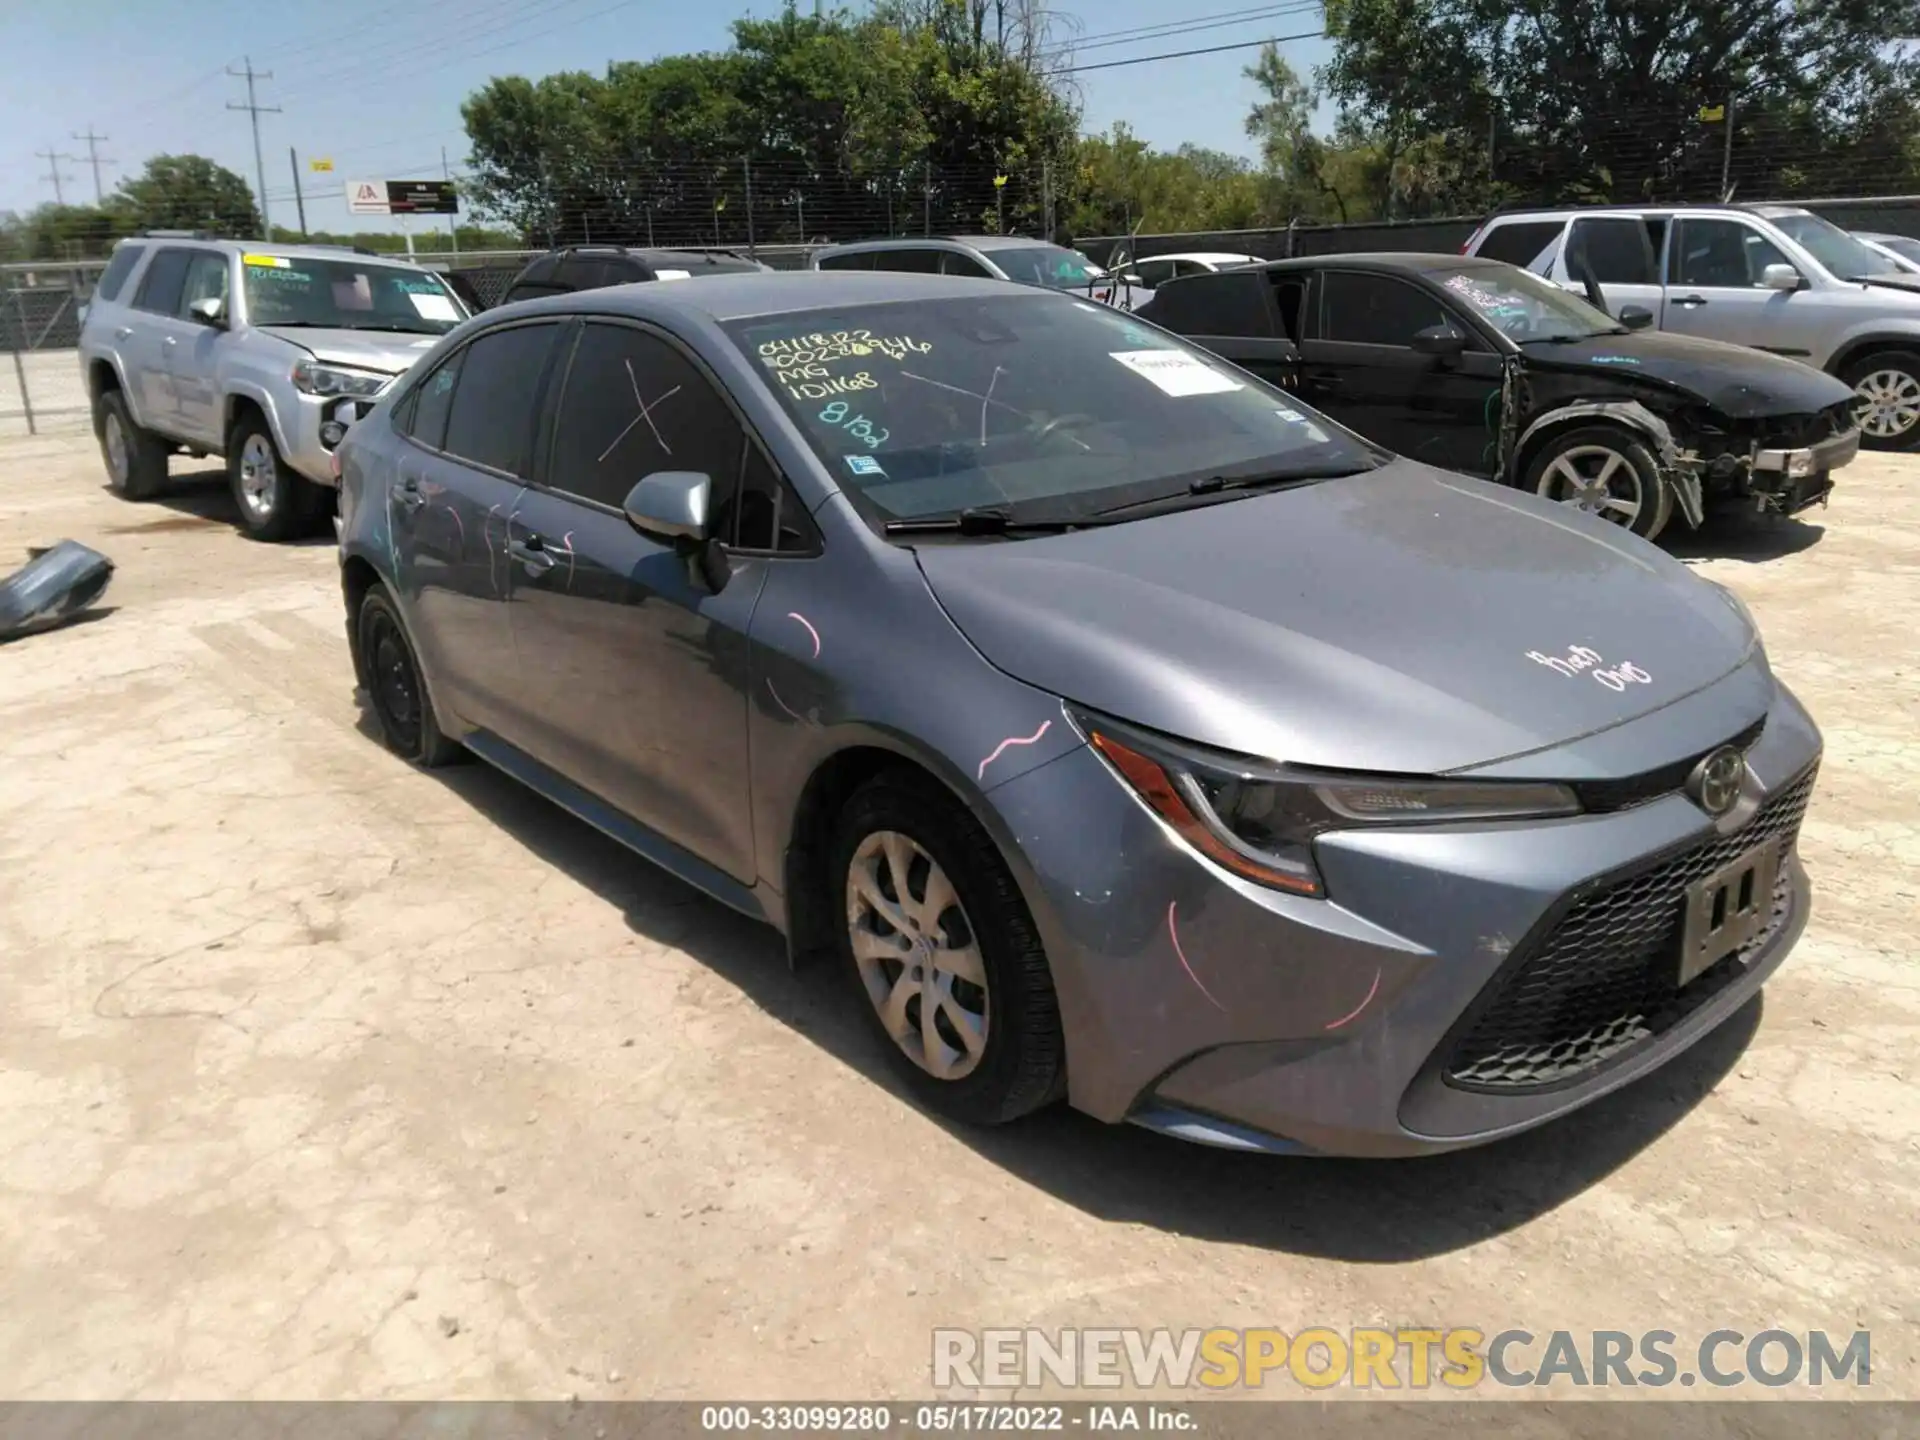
[1678, 838, 1782, 988]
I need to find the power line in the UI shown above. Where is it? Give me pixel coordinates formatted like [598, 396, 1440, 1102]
[1045, 2, 1320, 61]
[227, 58, 282, 240]
[71, 127, 115, 205]
[1064, 29, 1326, 74]
[34, 145, 79, 206]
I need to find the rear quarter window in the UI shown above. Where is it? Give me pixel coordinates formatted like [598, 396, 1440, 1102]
[1476, 220, 1565, 269]
[93, 244, 146, 303]
[1140, 270, 1277, 339]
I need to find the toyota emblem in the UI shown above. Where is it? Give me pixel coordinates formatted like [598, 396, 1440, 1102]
[1687, 745, 1748, 816]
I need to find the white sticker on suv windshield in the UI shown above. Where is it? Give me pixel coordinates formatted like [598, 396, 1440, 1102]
[408, 292, 459, 322]
[1110, 349, 1242, 397]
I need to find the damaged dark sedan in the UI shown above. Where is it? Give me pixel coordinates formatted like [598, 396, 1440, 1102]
[1135, 253, 1861, 539]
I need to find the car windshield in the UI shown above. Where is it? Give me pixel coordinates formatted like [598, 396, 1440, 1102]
[1428, 264, 1623, 341]
[1766, 212, 1891, 282]
[1875, 234, 1920, 266]
[723, 293, 1378, 528]
[988, 245, 1106, 289]
[241, 255, 467, 334]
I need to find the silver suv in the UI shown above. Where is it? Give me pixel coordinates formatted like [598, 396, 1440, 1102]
[1464, 204, 1920, 449]
[78, 235, 471, 540]
[810, 235, 1151, 309]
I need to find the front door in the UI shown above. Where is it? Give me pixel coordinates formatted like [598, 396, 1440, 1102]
[504, 318, 768, 882]
[168, 250, 233, 444]
[393, 319, 564, 737]
[1661, 217, 1818, 358]
[1300, 268, 1503, 475]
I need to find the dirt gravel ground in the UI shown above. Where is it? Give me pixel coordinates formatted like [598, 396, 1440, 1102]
[0, 432, 1915, 1403]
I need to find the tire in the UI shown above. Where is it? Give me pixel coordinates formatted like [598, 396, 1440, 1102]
[1523, 425, 1673, 541]
[355, 582, 462, 768]
[1840, 350, 1920, 452]
[95, 389, 169, 501]
[830, 769, 1065, 1126]
[228, 411, 326, 542]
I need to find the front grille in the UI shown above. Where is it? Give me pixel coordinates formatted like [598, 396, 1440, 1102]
[1444, 766, 1817, 1091]
[1754, 400, 1856, 450]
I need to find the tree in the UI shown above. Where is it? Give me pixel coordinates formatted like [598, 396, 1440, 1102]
[116, 154, 261, 237]
[1319, 0, 1920, 206]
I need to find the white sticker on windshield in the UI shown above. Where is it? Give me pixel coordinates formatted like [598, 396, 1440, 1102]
[654, 269, 693, 282]
[1110, 349, 1242, 397]
[408, 292, 459, 322]
[1275, 407, 1330, 443]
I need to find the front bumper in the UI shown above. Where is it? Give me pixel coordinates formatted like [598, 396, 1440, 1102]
[988, 673, 1822, 1157]
[1751, 425, 1859, 479]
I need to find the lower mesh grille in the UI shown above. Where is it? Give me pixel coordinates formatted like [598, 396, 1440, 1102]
[1444, 767, 1817, 1091]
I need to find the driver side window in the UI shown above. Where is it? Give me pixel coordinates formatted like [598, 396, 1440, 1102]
[179, 253, 230, 319]
[1319, 271, 1457, 347]
[1671, 218, 1788, 288]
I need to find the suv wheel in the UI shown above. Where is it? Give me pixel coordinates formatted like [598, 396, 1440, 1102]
[830, 770, 1065, 1126]
[96, 390, 169, 501]
[228, 412, 323, 542]
[1841, 351, 1920, 451]
[1524, 426, 1673, 541]
[355, 582, 462, 768]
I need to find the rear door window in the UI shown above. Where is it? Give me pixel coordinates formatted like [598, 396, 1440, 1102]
[1568, 217, 1657, 284]
[816, 251, 874, 271]
[1143, 270, 1275, 337]
[440, 322, 563, 476]
[871, 248, 943, 274]
[942, 252, 993, 278]
[402, 350, 465, 451]
[1319, 271, 1452, 346]
[132, 248, 195, 315]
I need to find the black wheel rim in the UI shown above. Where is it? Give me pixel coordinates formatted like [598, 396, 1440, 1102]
[366, 611, 422, 751]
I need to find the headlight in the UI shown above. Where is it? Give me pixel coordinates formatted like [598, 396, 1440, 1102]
[291, 358, 391, 399]
[1074, 710, 1580, 898]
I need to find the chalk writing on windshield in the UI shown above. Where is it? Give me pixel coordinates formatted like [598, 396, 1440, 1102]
[758, 330, 932, 371]
[819, 399, 888, 449]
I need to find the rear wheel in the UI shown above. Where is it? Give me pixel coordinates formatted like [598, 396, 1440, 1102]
[1524, 425, 1673, 541]
[355, 583, 462, 768]
[830, 770, 1064, 1126]
[1841, 350, 1920, 451]
[228, 411, 325, 542]
[95, 390, 169, 501]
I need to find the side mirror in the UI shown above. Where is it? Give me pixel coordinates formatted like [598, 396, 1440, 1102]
[1761, 263, 1806, 292]
[622, 471, 711, 547]
[1617, 304, 1654, 331]
[1411, 323, 1467, 358]
[188, 296, 227, 327]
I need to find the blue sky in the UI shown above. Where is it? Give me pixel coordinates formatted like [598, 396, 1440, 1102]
[0, 0, 1333, 231]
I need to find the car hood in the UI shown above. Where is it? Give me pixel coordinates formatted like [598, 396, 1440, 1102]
[914, 461, 1758, 775]
[1523, 332, 1856, 417]
[256, 326, 444, 375]
[1857, 272, 1920, 298]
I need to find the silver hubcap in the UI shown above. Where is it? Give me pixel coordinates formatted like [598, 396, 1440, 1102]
[1538, 444, 1644, 527]
[845, 831, 989, 1081]
[1854, 368, 1920, 438]
[103, 412, 128, 484]
[238, 434, 278, 519]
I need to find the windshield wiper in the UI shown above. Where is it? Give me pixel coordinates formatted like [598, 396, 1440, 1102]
[882, 505, 1087, 536]
[1092, 463, 1374, 520]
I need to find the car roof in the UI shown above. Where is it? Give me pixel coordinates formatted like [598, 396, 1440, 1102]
[1485, 202, 1814, 221]
[125, 236, 436, 267]
[1244, 252, 1505, 275]
[496, 268, 1024, 323]
[1147, 252, 1263, 264]
[813, 234, 1054, 254]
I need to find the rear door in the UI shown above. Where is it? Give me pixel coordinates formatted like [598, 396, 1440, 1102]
[503, 317, 774, 880]
[1139, 269, 1297, 388]
[1556, 215, 1663, 319]
[1302, 268, 1503, 474]
[393, 319, 565, 738]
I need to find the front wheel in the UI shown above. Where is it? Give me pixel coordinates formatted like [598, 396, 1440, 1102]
[1524, 425, 1673, 541]
[228, 412, 325, 542]
[831, 770, 1065, 1126]
[1841, 351, 1920, 452]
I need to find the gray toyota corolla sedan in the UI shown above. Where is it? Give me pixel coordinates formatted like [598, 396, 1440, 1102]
[335, 271, 1822, 1157]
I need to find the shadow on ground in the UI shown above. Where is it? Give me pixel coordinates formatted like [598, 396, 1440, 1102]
[351, 702, 1757, 1264]
[109, 465, 335, 546]
[1666, 506, 1826, 564]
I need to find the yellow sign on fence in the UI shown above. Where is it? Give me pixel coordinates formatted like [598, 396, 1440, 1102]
[310, 157, 335, 173]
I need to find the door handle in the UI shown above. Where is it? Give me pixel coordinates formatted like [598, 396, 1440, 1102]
[114, 326, 133, 340]
[394, 475, 426, 510]
[162, 335, 178, 347]
[1674, 294, 1708, 307]
[507, 536, 555, 573]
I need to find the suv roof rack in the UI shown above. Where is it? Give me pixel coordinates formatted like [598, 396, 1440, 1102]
[138, 228, 217, 239]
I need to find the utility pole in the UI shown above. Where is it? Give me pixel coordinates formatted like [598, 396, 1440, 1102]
[35, 145, 78, 207]
[1719, 95, 1736, 201]
[443, 146, 458, 259]
[289, 148, 308, 239]
[71, 127, 113, 204]
[227, 57, 281, 240]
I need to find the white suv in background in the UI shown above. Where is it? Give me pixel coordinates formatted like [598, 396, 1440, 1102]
[1125, 251, 1263, 287]
[1464, 204, 1920, 449]
[78, 234, 470, 540]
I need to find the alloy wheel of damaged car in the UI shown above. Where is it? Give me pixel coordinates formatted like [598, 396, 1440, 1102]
[1843, 351, 1920, 450]
[832, 771, 1064, 1125]
[1525, 427, 1672, 541]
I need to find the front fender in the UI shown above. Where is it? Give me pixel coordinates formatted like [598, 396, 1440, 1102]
[1514, 398, 1703, 529]
[222, 377, 294, 452]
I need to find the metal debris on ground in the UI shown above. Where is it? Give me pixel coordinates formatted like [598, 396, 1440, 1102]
[0, 539, 114, 640]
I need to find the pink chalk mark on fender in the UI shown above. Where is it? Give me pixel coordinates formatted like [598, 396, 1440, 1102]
[766, 678, 809, 725]
[1166, 901, 1226, 1011]
[976, 720, 1052, 781]
[787, 611, 821, 659]
[559, 531, 577, 592]
[1323, 968, 1382, 1031]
